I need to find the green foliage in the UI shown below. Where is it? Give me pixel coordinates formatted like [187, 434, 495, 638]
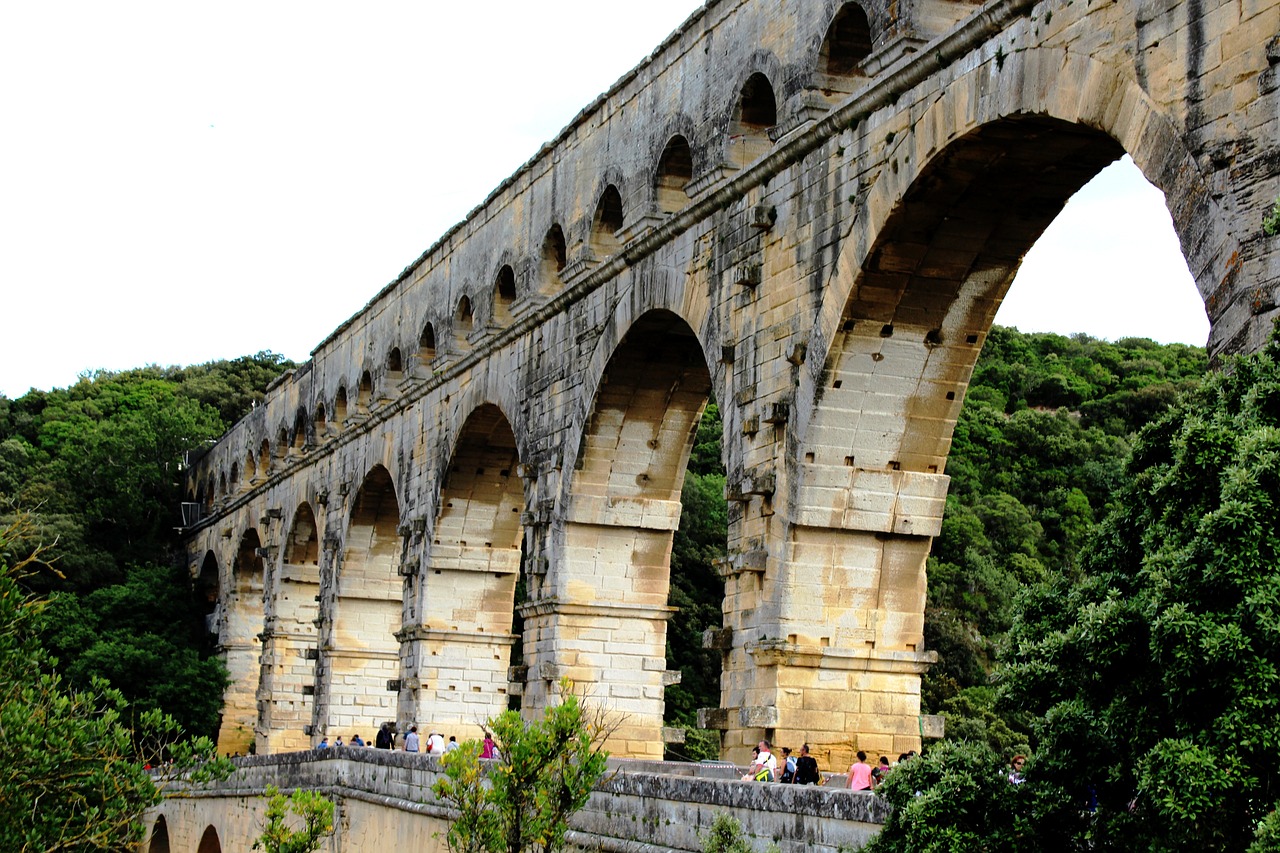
[699, 814, 756, 853]
[923, 327, 1205, 740]
[665, 403, 726, 727]
[988, 327, 1280, 848]
[0, 353, 292, 738]
[1264, 196, 1280, 237]
[866, 740, 1027, 853]
[253, 785, 335, 853]
[0, 510, 231, 852]
[432, 679, 611, 853]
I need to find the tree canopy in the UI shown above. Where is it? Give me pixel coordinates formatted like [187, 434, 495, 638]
[0, 352, 294, 737]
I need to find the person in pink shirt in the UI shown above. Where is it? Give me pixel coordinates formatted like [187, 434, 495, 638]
[848, 750, 874, 791]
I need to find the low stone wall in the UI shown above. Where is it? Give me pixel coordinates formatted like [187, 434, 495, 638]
[150, 749, 887, 851]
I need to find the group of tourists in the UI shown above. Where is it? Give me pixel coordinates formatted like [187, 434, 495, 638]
[742, 741, 921, 790]
[316, 722, 492, 757]
[741, 741, 821, 784]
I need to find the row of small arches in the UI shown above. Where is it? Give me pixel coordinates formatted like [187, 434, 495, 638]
[189, 3, 877, 510]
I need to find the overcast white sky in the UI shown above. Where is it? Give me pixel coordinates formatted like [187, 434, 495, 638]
[0, 2, 1210, 400]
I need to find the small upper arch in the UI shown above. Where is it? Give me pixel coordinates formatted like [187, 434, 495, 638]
[357, 370, 374, 412]
[334, 385, 349, 430]
[419, 322, 438, 365]
[727, 70, 779, 170]
[817, 2, 874, 88]
[387, 346, 404, 381]
[539, 224, 567, 295]
[655, 134, 694, 214]
[456, 294, 476, 346]
[492, 263, 518, 325]
[591, 184, 625, 258]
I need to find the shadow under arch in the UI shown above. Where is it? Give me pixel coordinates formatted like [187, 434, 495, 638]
[412, 401, 526, 731]
[540, 308, 716, 758]
[196, 825, 221, 853]
[328, 464, 403, 739]
[261, 501, 322, 752]
[147, 814, 171, 853]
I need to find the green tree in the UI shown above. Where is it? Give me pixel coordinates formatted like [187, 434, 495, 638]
[996, 331, 1280, 850]
[0, 510, 231, 852]
[433, 679, 611, 853]
[253, 785, 335, 853]
[866, 740, 1028, 853]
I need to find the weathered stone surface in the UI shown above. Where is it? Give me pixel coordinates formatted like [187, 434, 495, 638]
[183, 0, 1279, 775]
[147, 750, 887, 852]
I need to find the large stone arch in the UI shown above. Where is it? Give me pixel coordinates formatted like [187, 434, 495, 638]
[404, 401, 527, 736]
[324, 464, 403, 740]
[808, 47, 1226, 395]
[260, 501, 322, 752]
[528, 308, 716, 758]
[744, 46, 1231, 769]
[216, 529, 264, 754]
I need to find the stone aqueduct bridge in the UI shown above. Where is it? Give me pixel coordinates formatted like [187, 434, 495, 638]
[185, 0, 1280, 767]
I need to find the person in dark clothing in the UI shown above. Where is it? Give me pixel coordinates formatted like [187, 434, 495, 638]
[794, 742, 821, 785]
[375, 722, 393, 750]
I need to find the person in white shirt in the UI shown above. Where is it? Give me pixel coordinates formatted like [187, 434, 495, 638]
[427, 731, 446, 755]
[743, 740, 778, 781]
[404, 726, 420, 752]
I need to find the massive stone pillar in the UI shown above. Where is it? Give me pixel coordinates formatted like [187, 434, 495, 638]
[216, 530, 265, 754]
[316, 466, 403, 741]
[400, 403, 527, 739]
[258, 503, 322, 753]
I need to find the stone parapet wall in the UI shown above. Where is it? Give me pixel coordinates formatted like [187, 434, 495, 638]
[149, 750, 886, 851]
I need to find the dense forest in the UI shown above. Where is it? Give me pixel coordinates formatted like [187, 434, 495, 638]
[0, 352, 296, 736]
[17, 325, 1280, 848]
[0, 329, 1209, 751]
[0, 331, 1208, 745]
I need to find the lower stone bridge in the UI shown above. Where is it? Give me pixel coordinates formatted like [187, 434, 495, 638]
[144, 750, 888, 852]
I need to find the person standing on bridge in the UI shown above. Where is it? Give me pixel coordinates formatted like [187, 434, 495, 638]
[376, 722, 393, 750]
[404, 726, 420, 753]
[794, 743, 820, 785]
[848, 751, 873, 791]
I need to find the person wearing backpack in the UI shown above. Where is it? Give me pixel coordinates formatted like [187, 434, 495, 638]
[780, 747, 798, 783]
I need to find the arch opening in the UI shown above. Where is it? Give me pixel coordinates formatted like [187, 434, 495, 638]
[728, 73, 777, 170]
[292, 410, 307, 452]
[539, 225, 567, 295]
[357, 371, 373, 413]
[387, 347, 404, 385]
[331, 465, 402, 739]
[493, 265, 517, 325]
[456, 295, 475, 342]
[591, 185, 625, 258]
[147, 815, 171, 853]
[314, 401, 328, 439]
[196, 825, 221, 853]
[425, 403, 526, 729]
[334, 386, 348, 430]
[656, 135, 693, 214]
[820, 3, 873, 82]
[419, 323, 438, 367]
[801, 115, 1203, 762]
[258, 439, 271, 478]
[563, 309, 723, 758]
